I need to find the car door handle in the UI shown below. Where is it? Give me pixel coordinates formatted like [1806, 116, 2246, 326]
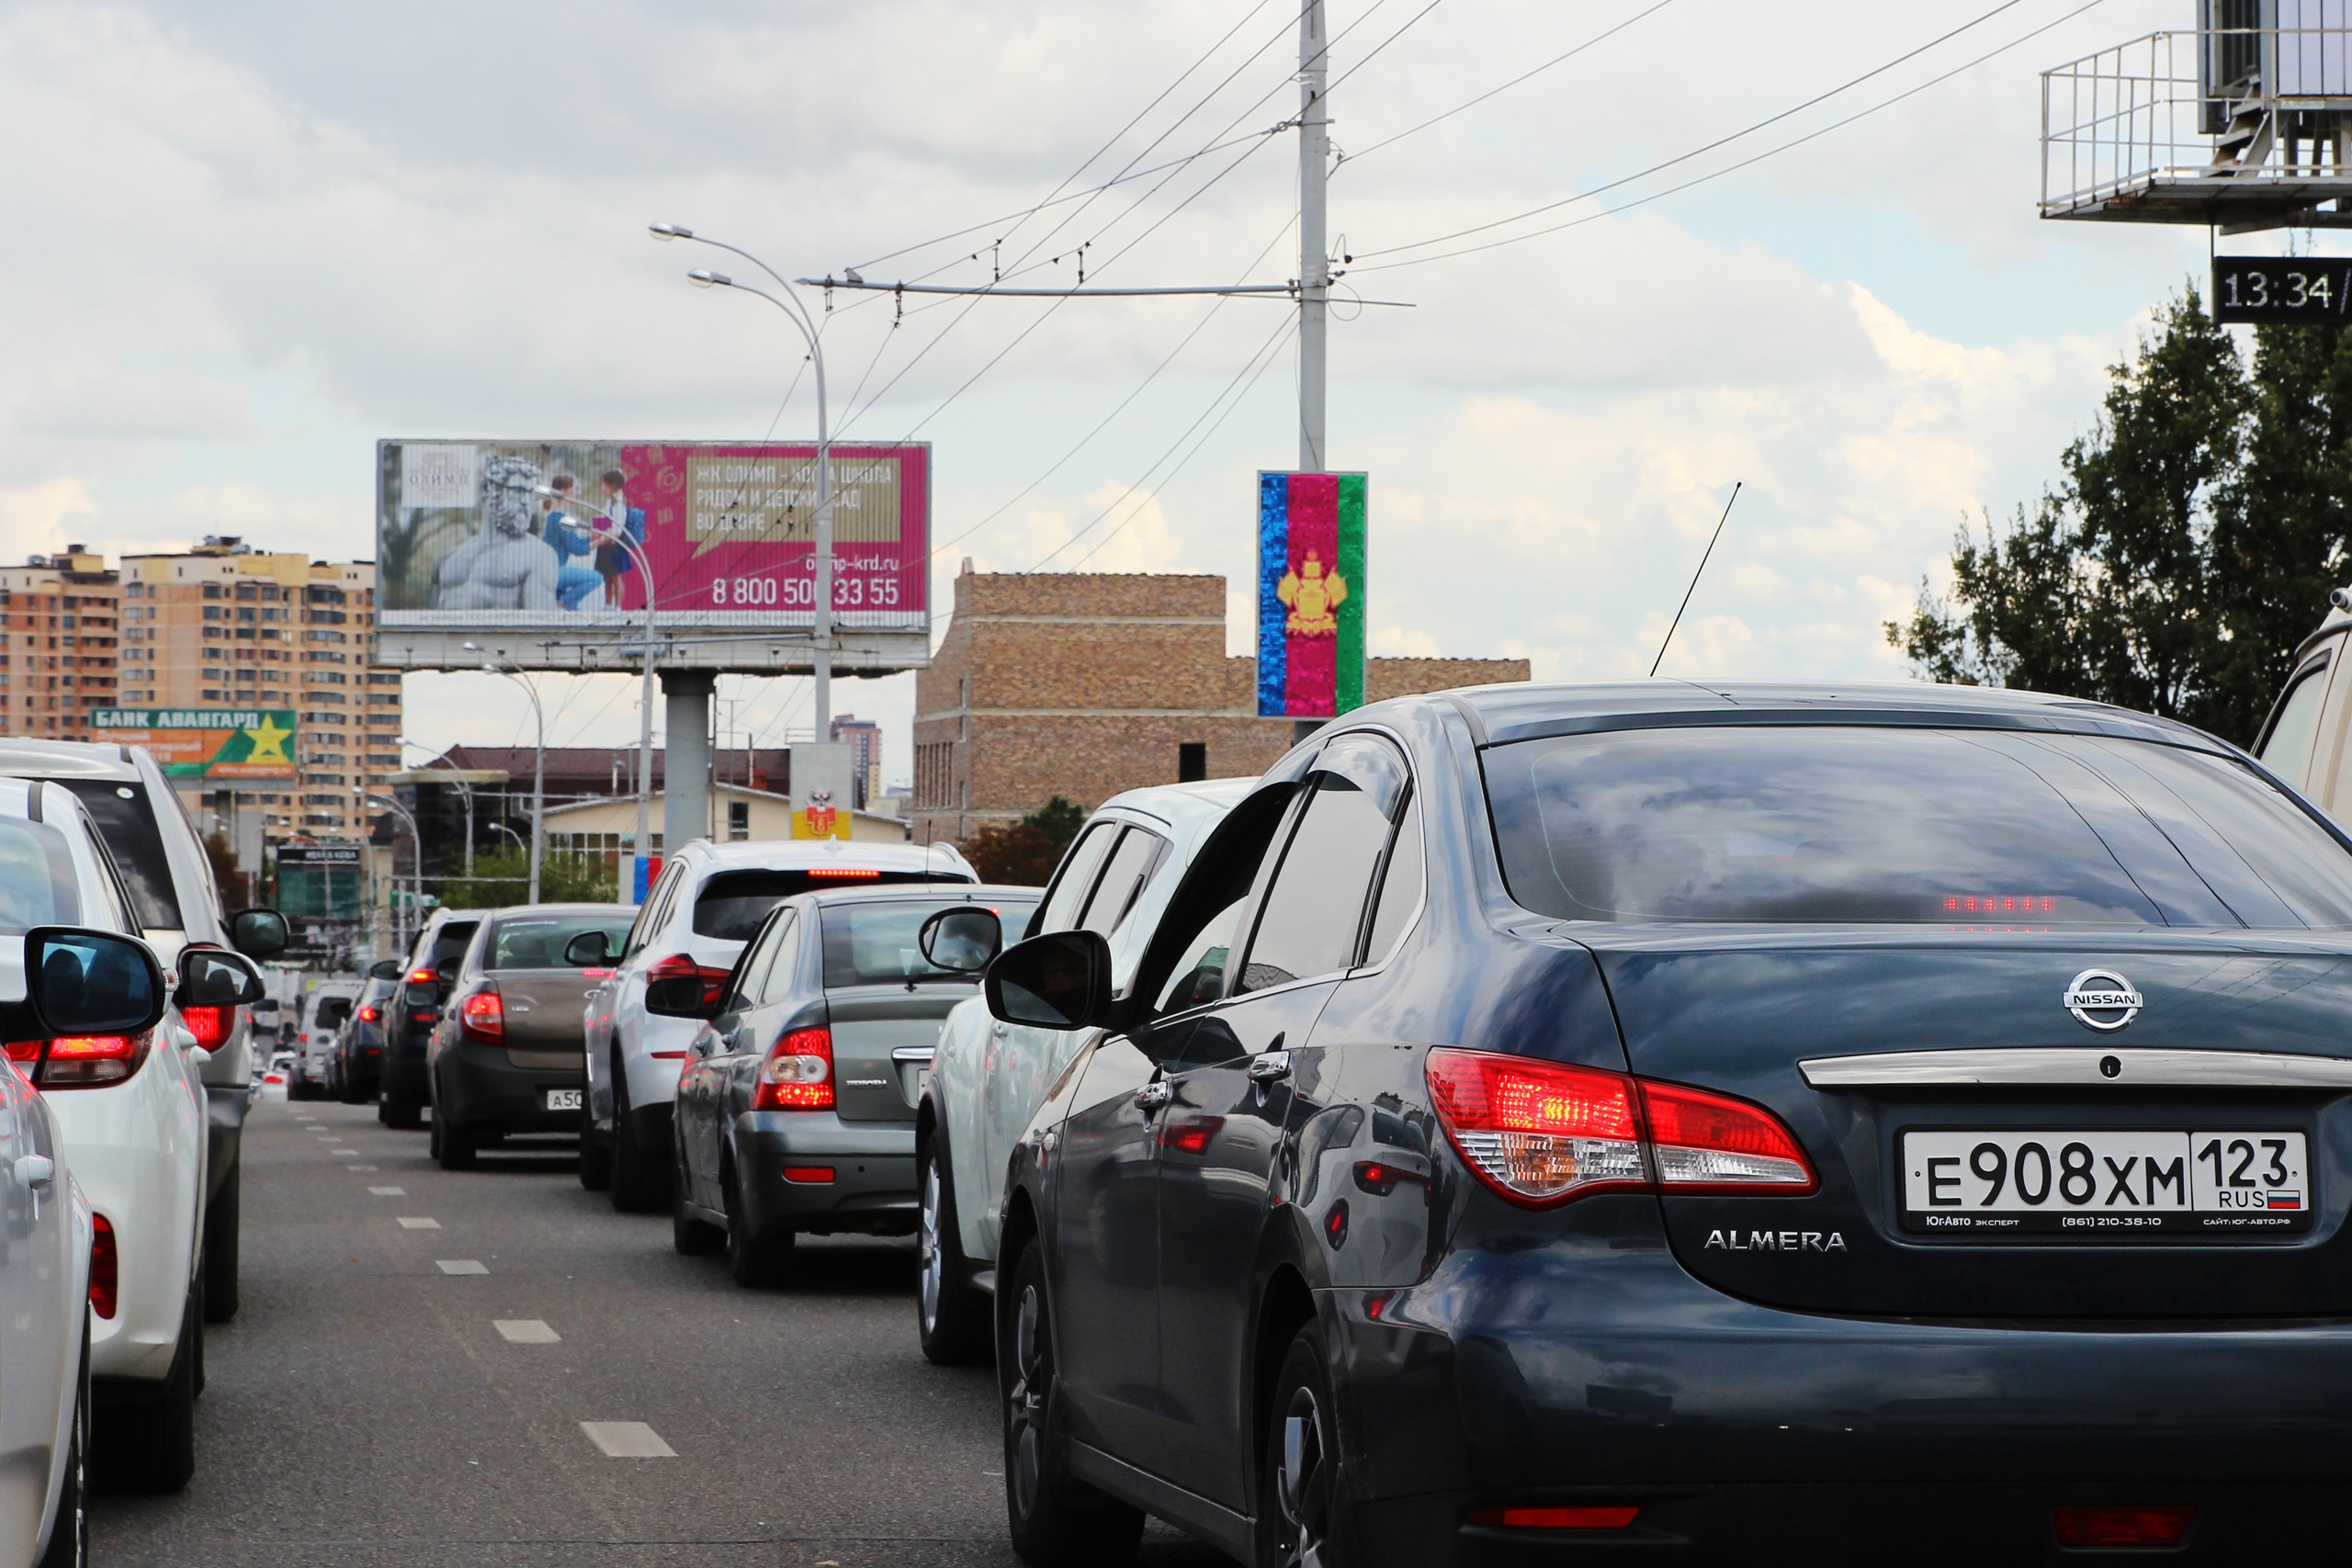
[1135, 1081, 1172, 1111]
[13, 1156, 52, 1191]
[1248, 1051, 1293, 1084]
[892, 1047, 936, 1064]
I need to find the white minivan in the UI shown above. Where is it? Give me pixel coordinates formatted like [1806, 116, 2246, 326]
[581, 837, 976, 1211]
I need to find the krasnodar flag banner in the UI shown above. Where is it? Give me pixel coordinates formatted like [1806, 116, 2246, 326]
[1256, 472, 1367, 719]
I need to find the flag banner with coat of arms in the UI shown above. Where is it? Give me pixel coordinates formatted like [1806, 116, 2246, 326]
[1256, 472, 1366, 719]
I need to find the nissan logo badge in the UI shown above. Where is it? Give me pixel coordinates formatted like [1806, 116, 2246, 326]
[2064, 968, 2143, 1032]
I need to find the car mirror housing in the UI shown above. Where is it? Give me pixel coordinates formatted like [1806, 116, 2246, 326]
[229, 908, 290, 959]
[177, 949, 265, 1010]
[918, 907, 1001, 973]
[368, 958, 401, 980]
[985, 931, 1114, 1032]
[563, 930, 610, 967]
[24, 927, 166, 1039]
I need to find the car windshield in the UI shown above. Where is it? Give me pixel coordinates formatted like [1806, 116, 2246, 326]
[694, 869, 974, 941]
[57, 780, 183, 931]
[1483, 725, 2352, 927]
[0, 818, 82, 933]
[488, 913, 634, 970]
[820, 897, 1040, 987]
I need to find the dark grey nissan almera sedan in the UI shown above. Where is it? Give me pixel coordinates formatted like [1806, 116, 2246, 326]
[971, 681, 2352, 1566]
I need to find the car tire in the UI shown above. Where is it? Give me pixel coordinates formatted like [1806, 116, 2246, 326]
[999, 1241, 1142, 1566]
[201, 1166, 239, 1325]
[672, 1140, 723, 1256]
[608, 1069, 668, 1213]
[94, 1280, 198, 1495]
[1255, 1323, 1349, 1568]
[431, 1100, 477, 1171]
[36, 1316, 87, 1568]
[918, 1134, 992, 1366]
[578, 1129, 614, 1191]
[341, 1073, 368, 1106]
[725, 1168, 790, 1287]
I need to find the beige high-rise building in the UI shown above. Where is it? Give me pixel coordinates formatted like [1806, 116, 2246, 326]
[118, 537, 403, 843]
[0, 547, 122, 740]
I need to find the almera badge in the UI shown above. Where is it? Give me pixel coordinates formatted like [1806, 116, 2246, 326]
[2065, 969, 2143, 1032]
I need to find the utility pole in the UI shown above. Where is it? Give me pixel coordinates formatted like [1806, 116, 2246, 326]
[1298, 0, 1331, 471]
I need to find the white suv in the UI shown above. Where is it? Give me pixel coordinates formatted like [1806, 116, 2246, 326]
[582, 837, 976, 1211]
[914, 779, 1248, 1362]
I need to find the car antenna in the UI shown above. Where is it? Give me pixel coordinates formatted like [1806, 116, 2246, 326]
[1649, 480, 1742, 679]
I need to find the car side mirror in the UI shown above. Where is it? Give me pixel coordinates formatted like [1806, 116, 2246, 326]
[368, 959, 401, 980]
[177, 949, 265, 1010]
[918, 908, 1001, 973]
[985, 931, 1114, 1032]
[229, 908, 289, 959]
[24, 928, 166, 1038]
[643, 955, 723, 1020]
[563, 931, 610, 967]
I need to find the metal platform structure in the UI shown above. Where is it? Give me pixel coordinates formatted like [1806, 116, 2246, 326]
[2043, 6, 2352, 231]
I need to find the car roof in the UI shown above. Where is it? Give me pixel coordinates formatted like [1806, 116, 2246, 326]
[1437, 680, 2219, 751]
[1091, 777, 1255, 825]
[475, 903, 636, 920]
[680, 838, 978, 876]
[0, 739, 141, 781]
[790, 881, 1045, 910]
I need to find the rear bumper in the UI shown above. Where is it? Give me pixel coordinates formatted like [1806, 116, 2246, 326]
[1329, 1196, 2352, 1563]
[434, 1040, 585, 1134]
[732, 1112, 915, 1238]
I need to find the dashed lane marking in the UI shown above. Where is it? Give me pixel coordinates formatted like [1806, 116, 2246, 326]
[345, 1165, 378, 1171]
[368, 1187, 404, 1196]
[580, 1422, 674, 1458]
[398, 1217, 441, 1229]
[494, 1319, 560, 1343]
[435, 1259, 489, 1275]
[330, 1149, 359, 1156]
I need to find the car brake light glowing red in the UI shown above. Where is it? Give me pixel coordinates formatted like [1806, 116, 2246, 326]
[752, 1027, 833, 1111]
[356, 1004, 379, 1023]
[89, 1216, 118, 1319]
[648, 953, 732, 1009]
[408, 969, 435, 985]
[6, 1032, 153, 1089]
[580, 967, 614, 980]
[1467, 1505, 1639, 1530]
[783, 1166, 835, 1183]
[180, 1005, 232, 1054]
[1162, 1115, 1221, 1156]
[2052, 1506, 2194, 1549]
[1425, 1048, 1813, 1207]
[458, 987, 504, 1044]
[808, 867, 880, 878]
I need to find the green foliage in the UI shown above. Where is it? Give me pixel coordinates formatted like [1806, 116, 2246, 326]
[1891, 288, 2351, 748]
[963, 822, 1064, 886]
[1022, 795, 1087, 855]
[435, 849, 616, 909]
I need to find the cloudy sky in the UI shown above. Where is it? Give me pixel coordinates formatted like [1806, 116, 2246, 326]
[0, 0, 2247, 779]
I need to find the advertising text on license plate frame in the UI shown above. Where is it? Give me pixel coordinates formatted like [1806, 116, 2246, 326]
[1902, 1129, 2310, 1235]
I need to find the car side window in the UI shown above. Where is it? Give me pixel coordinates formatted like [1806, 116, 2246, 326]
[1363, 792, 1423, 963]
[1234, 734, 1411, 995]
[1035, 823, 1119, 934]
[723, 912, 786, 1013]
[754, 915, 803, 1010]
[1080, 828, 1168, 936]
[627, 867, 683, 959]
[1139, 785, 1306, 1017]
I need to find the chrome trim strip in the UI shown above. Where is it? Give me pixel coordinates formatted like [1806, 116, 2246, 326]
[1799, 1047, 2352, 1089]
[890, 1047, 936, 1063]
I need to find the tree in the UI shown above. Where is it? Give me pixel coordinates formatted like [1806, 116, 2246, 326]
[959, 796, 1091, 886]
[435, 850, 616, 908]
[1023, 795, 1087, 856]
[1890, 288, 2352, 748]
[202, 829, 253, 908]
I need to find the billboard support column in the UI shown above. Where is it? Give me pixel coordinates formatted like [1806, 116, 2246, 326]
[662, 670, 715, 855]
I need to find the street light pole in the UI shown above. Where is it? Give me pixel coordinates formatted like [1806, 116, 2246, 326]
[400, 738, 473, 876]
[466, 647, 546, 905]
[356, 790, 423, 954]
[650, 224, 834, 735]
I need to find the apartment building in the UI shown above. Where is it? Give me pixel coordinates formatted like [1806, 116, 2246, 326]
[118, 537, 403, 842]
[0, 548, 122, 739]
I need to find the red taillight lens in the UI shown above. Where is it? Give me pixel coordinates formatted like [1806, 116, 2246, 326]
[1467, 1505, 1639, 1531]
[181, 1005, 232, 1053]
[752, 1027, 833, 1111]
[356, 1005, 379, 1023]
[2052, 1507, 2194, 1549]
[6, 1032, 153, 1089]
[458, 987, 503, 1044]
[648, 953, 732, 1009]
[1425, 1048, 1814, 1207]
[408, 968, 435, 985]
[783, 1166, 835, 1183]
[89, 1216, 118, 1319]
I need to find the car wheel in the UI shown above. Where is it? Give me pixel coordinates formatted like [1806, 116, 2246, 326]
[432, 1099, 476, 1171]
[93, 1280, 198, 1495]
[918, 1134, 992, 1365]
[1256, 1324, 1348, 1568]
[37, 1317, 87, 1568]
[671, 1138, 723, 1257]
[578, 1128, 614, 1191]
[1000, 1242, 1143, 1566]
[725, 1168, 790, 1287]
[201, 1165, 239, 1324]
[608, 1069, 668, 1213]
[341, 1072, 368, 1106]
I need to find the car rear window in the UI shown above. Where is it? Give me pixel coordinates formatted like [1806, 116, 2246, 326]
[820, 897, 1040, 987]
[0, 818, 82, 933]
[429, 922, 479, 968]
[693, 869, 974, 941]
[488, 914, 634, 970]
[311, 996, 354, 1030]
[1483, 725, 2352, 928]
[56, 781, 183, 931]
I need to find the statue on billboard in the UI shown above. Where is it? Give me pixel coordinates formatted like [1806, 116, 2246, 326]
[432, 455, 560, 612]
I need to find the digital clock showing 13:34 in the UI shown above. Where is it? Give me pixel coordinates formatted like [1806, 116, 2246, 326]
[2212, 257, 2352, 323]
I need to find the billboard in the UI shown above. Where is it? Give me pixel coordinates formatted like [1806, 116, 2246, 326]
[375, 440, 930, 644]
[92, 708, 297, 780]
[1255, 472, 1367, 719]
[276, 845, 364, 921]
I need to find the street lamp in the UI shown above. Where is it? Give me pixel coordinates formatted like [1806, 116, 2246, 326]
[400, 737, 473, 875]
[465, 645, 546, 905]
[356, 789, 423, 955]
[652, 222, 838, 735]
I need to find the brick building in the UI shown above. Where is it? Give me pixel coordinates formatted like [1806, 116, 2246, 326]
[830, 714, 883, 808]
[911, 565, 1528, 843]
[0, 548, 120, 739]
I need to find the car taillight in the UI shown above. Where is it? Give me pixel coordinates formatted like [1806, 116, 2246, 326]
[6, 1032, 153, 1089]
[648, 953, 732, 1009]
[1425, 1048, 1814, 1208]
[357, 1005, 379, 1023]
[2052, 1507, 2194, 1549]
[459, 987, 503, 1044]
[408, 968, 435, 985]
[580, 967, 614, 980]
[752, 1027, 833, 1111]
[89, 1216, 118, 1319]
[181, 1004, 232, 1054]
[1467, 1505, 1639, 1530]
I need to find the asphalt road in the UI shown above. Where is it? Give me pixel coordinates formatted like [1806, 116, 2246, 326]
[91, 1100, 1224, 1568]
